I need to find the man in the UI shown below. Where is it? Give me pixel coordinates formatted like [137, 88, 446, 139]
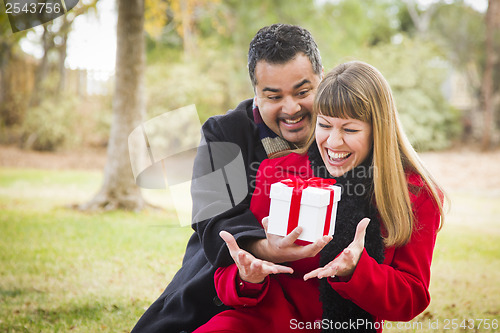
[131, 23, 326, 333]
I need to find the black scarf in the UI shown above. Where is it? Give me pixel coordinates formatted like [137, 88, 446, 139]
[308, 143, 385, 333]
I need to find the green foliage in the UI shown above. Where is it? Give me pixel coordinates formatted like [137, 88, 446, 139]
[146, 42, 251, 122]
[429, 1, 485, 69]
[3, 0, 486, 151]
[21, 95, 80, 151]
[359, 38, 461, 150]
[142, 0, 466, 150]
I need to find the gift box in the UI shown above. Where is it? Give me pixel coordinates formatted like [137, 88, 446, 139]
[267, 177, 342, 243]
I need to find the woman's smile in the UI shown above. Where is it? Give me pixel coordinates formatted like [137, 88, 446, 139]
[315, 115, 373, 177]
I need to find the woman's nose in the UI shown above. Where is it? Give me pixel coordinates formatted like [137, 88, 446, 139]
[327, 130, 344, 147]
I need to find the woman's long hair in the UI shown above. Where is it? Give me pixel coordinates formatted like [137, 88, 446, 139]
[312, 61, 444, 247]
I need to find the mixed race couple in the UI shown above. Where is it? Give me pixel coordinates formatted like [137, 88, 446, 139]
[131, 24, 445, 333]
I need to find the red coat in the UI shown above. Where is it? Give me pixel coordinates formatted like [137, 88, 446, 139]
[194, 153, 441, 333]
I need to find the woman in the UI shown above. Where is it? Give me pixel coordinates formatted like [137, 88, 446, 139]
[194, 61, 445, 332]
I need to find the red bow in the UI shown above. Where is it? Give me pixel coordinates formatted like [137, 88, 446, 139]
[280, 177, 337, 236]
[280, 177, 336, 189]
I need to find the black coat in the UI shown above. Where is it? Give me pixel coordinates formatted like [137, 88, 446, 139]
[131, 99, 269, 333]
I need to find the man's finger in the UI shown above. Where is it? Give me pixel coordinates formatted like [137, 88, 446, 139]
[261, 217, 269, 232]
[302, 235, 333, 257]
[280, 226, 303, 247]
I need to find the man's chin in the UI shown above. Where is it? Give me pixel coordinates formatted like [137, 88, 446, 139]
[282, 126, 311, 145]
[283, 133, 310, 148]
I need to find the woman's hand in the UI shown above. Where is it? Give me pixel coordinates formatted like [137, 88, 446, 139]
[245, 217, 333, 264]
[220, 231, 294, 284]
[303, 218, 370, 281]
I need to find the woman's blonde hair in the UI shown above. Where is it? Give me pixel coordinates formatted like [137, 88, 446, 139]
[313, 61, 444, 247]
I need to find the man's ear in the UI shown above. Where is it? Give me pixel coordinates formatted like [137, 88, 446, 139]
[253, 96, 258, 107]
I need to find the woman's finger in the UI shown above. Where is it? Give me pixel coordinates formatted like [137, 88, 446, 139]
[220, 230, 241, 256]
[352, 218, 370, 246]
[303, 267, 324, 281]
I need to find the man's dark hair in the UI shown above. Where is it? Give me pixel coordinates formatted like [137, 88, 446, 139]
[248, 23, 322, 87]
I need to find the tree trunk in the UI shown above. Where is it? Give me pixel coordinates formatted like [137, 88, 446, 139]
[481, 0, 499, 151]
[29, 25, 52, 108]
[404, 0, 436, 37]
[56, 16, 70, 98]
[0, 44, 12, 124]
[181, 0, 196, 60]
[78, 0, 146, 211]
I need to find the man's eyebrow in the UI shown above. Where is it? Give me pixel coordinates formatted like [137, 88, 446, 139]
[262, 87, 280, 93]
[293, 79, 311, 89]
[261, 79, 312, 93]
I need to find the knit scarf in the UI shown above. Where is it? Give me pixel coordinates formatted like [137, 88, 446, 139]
[252, 100, 292, 158]
[308, 142, 385, 333]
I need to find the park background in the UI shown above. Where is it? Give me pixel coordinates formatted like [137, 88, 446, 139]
[1, 0, 499, 332]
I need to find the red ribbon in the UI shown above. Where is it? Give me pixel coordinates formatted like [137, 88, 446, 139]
[280, 177, 337, 236]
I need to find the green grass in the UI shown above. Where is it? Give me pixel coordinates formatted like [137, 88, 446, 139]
[1, 168, 499, 332]
[386, 193, 500, 332]
[0, 168, 192, 332]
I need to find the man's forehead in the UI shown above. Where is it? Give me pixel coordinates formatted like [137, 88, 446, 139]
[255, 54, 312, 71]
[254, 56, 318, 90]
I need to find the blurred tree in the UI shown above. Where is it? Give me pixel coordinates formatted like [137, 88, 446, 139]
[364, 37, 460, 150]
[29, 0, 98, 107]
[481, 0, 500, 150]
[145, 0, 168, 39]
[142, 0, 466, 150]
[429, 1, 500, 147]
[0, 11, 27, 126]
[403, 0, 437, 37]
[79, 0, 146, 211]
[144, 0, 221, 58]
[429, 2, 484, 93]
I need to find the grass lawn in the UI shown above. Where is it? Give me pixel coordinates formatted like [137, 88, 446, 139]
[1, 167, 499, 332]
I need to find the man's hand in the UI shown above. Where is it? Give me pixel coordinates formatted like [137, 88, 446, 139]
[245, 217, 333, 264]
[220, 231, 294, 284]
[304, 218, 370, 281]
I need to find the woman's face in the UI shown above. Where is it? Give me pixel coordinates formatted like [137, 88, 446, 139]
[315, 115, 373, 177]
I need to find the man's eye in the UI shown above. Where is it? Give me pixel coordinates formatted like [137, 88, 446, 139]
[268, 96, 281, 100]
[297, 89, 310, 96]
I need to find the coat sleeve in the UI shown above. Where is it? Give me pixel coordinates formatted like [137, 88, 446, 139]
[215, 265, 270, 308]
[327, 186, 441, 321]
[190, 109, 267, 268]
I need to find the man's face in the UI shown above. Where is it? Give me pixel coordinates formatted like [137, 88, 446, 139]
[254, 54, 321, 146]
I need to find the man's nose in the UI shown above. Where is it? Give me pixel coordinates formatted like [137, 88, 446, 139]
[282, 96, 301, 116]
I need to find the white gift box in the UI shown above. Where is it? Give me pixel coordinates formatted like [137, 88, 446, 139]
[267, 179, 342, 243]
